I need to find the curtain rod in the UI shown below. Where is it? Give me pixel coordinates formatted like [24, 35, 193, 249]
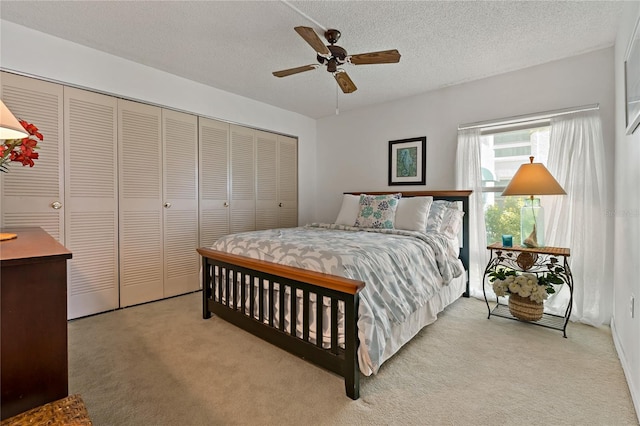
[457, 103, 599, 131]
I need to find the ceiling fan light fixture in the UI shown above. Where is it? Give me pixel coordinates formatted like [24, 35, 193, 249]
[327, 58, 337, 73]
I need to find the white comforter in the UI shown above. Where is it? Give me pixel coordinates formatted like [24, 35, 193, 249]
[211, 223, 463, 375]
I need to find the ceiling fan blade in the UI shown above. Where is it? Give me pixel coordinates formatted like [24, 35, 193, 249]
[272, 64, 318, 78]
[294, 26, 331, 56]
[349, 49, 401, 65]
[334, 71, 357, 94]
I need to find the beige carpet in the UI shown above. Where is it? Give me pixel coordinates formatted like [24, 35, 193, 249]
[68, 292, 638, 425]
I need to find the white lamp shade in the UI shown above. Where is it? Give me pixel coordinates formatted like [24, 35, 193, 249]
[0, 100, 28, 140]
[502, 156, 566, 196]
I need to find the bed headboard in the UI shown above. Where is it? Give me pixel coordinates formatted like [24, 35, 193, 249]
[346, 190, 472, 297]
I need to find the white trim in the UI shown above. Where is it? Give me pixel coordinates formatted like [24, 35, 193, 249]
[458, 104, 599, 131]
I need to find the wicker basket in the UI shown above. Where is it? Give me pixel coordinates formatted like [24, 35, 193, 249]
[508, 293, 543, 321]
[0, 394, 92, 426]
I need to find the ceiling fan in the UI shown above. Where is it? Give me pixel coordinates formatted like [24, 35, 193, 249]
[273, 26, 401, 94]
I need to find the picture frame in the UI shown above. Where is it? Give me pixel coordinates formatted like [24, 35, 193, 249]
[625, 16, 640, 135]
[388, 136, 426, 186]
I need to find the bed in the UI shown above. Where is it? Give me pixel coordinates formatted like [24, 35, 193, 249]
[197, 190, 471, 399]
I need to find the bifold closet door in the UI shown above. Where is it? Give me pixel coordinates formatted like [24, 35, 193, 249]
[162, 109, 199, 297]
[278, 135, 298, 228]
[199, 117, 230, 247]
[64, 87, 119, 319]
[118, 100, 164, 307]
[255, 130, 279, 230]
[0, 72, 64, 241]
[230, 125, 256, 233]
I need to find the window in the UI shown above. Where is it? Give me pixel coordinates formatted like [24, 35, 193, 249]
[480, 123, 550, 244]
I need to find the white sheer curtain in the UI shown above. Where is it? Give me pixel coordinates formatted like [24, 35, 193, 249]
[456, 128, 488, 298]
[544, 110, 610, 326]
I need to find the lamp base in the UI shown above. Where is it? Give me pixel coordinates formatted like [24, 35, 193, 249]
[522, 224, 538, 248]
[520, 198, 544, 248]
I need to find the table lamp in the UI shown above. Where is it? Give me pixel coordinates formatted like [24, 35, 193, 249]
[0, 100, 28, 140]
[501, 156, 566, 248]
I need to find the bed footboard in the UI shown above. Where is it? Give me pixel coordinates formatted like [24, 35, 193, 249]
[197, 248, 365, 400]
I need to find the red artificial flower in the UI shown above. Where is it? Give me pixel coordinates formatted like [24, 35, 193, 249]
[0, 120, 43, 172]
[19, 120, 43, 141]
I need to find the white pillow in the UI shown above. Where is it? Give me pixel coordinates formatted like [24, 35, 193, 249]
[394, 196, 433, 232]
[334, 194, 361, 226]
[440, 208, 465, 239]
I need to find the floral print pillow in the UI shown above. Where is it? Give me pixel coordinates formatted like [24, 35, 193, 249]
[354, 193, 401, 229]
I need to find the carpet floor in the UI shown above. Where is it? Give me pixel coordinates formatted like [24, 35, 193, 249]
[68, 292, 638, 425]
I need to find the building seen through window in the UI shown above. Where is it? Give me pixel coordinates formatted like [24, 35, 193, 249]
[480, 124, 550, 245]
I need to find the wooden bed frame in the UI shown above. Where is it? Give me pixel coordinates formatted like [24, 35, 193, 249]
[197, 190, 471, 400]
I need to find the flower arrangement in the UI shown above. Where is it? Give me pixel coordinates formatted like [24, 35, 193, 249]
[489, 269, 561, 304]
[0, 120, 43, 172]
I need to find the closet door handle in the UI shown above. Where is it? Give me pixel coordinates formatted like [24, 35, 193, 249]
[278, 203, 283, 207]
[51, 201, 63, 210]
[224, 202, 229, 207]
[163, 202, 172, 208]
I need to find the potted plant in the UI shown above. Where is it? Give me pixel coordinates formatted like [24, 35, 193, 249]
[489, 268, 562, 321]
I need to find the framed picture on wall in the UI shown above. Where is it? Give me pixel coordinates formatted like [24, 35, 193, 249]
[388, 136, 426, 186]
[625, 16, 640, 135]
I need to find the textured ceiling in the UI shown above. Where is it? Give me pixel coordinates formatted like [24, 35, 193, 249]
[0, 1, 627, 119]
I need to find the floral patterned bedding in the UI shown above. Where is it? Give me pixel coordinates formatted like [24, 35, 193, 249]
[210, 223, 464, 375]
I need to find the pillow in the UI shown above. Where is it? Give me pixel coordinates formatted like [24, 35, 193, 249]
[354, 193, 401, 229]
[334, 194, 361, 226]
[394, 196, 433, 232]
[426, 200, 450, 233]
[440, 208, 465, 239]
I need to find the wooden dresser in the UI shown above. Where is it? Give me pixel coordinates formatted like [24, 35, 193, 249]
[0, 227, 72, 420]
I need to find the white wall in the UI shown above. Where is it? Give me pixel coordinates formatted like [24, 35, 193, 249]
[613, 3, 640, 420]
[316, 48, 615, 226]
[316, 48, 617, 318]
[0, 21, 318, 224]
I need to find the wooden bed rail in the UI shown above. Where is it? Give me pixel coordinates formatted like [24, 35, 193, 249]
[198, 248, 365, 399]
[197, 248, 365, 295]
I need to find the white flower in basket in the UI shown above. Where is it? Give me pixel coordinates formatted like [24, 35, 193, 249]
[489, 269, 562, 321]
[492, 273, 553, 303]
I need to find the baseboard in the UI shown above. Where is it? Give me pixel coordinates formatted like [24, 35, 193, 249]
[611, 316, 640, 423]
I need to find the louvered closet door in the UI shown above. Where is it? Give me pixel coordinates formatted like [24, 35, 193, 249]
[118, 100, 163, 307]
[0, 73, 64, 241]
[162, 109, 199, 297]
[64, 87, 119, 319]
[230, 125, 255, 233]
[255, 130, 278, 230]
[199, 117, 230, 247]
[278, 136, 298, 228]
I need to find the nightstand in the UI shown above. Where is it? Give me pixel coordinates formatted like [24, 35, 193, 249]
[482, 243, 573, 337]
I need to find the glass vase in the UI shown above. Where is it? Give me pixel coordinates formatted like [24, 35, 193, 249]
[520, 198, 544, 247]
